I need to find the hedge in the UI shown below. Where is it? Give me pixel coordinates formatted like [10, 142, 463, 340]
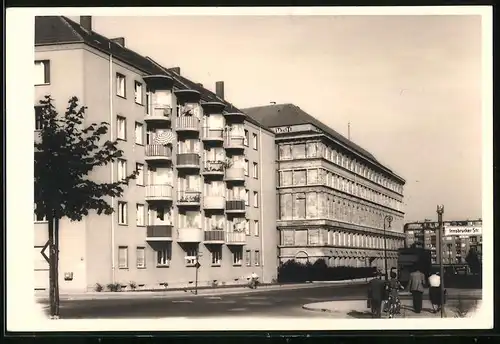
[277, 259, 377, 283]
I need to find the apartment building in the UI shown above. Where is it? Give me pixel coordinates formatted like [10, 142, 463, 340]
[243, 104, 406, 271]
[404, 219, 483, 265]
[34, 16, 277, 292]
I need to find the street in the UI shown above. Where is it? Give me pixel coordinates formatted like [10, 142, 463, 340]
[38, 282, 481, 319]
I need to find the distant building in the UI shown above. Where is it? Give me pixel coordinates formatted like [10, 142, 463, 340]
[243, 104, 406, 271]
[404, 219, 482, 264]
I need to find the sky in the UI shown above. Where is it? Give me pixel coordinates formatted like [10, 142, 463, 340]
[78, 14, 483, 222]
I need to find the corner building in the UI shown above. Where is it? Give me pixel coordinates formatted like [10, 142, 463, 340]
[243, 104, 406, 271]
[34, 16, 278, 292]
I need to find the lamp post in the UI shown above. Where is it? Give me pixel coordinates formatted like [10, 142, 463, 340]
[383, 215, 393, 281]
[436, 205, 445, 318]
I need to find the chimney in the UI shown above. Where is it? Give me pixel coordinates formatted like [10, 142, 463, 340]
[168, 67, 181, 75]
[215, 81, 225, 99]
[80, 16, 92, 31]
[111, 37, 125, 47]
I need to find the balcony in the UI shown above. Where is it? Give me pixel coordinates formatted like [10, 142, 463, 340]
[145, 105, 172, 123]
[176, 116, 200, 132]
[202, 127, 224, 142]
[176, 153, 200, 169]
[146, 225, 173, 241]
[145, 184, 173, 202]
[202, 161, 225, 176]
[226, 231, 246, 245]
[177, 190, 201, 206]
[225, 200, 246, 214]
[177, 227, 203, 243]
[203, 230, 226, 244]
[224, 168, 245, 182]
[204, 196, 225, 210]
[224, 135, 245, 150]
[145, 145, 172, 162]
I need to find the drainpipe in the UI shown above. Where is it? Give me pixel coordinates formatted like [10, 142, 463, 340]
[109, 44, 116, 284]
[259, 127, 265, 280]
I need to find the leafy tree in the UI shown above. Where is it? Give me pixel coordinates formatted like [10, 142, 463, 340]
[465, 246, 481, 275]
[34, 96, 136, 318]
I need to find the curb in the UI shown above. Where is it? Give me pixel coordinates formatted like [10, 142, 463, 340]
[302, 305, 336, 313]
[36, 279, 368, 302]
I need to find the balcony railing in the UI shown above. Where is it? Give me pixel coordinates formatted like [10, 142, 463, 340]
[224, 167, 245, 181]
[145, 145, 172, 160]
[176, 153, 200, 168]
[204, 195, 225, 209]
[177, 190, 201, 205]
[146, 225, 173, 241]
[178, 227, 203, 243]
[176, 116, 200, 132]
[204, 229, 226, 243]
[225, 200, 246, 213]
[202, 127, 224, 141]
[226, 231, 246, 245]
[202, 160, 225, 174]
[145, 105, 172, 122]
[145, 184, 173, 201]
[224, 135, 245, 149]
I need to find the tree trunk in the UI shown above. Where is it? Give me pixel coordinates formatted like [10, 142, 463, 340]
[54, 217, 60, 317]
[47, 213, 56, 318]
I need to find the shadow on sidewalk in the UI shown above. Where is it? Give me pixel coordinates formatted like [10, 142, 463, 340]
[346, 310, 374, 318]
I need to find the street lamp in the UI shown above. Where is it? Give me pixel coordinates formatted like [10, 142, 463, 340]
[383, 215, 393, 281]
[436, 205, 445, 318]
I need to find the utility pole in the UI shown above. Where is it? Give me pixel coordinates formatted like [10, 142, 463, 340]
[437, 205, 445, 318]
[194, 245, 200, 295]
[383, 215, 393, 280]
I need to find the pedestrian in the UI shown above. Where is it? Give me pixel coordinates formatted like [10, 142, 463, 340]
[367, 270, 386, 318]
[386, 271, 404, 318]
[407, 265, 427, 313]
[428, 271, 445, 313]
[249, 271, 259, 289]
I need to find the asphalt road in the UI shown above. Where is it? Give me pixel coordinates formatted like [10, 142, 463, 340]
[44, 284, 369, 319]
[39, 282, 480, 319]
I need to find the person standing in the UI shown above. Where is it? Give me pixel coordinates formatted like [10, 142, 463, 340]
[407, 266, 426, 313]
[387, 271, 404, 318]
[367, 270, 386, 318]
[428, 271, 444, 313]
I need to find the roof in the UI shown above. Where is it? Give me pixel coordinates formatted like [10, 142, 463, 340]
[243, 103, 405, 182]
[34, 16, 272, 133]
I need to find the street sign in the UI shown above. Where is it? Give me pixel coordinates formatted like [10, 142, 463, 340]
[444, 225, 482, 237]
[41, 240, 50, 264]
[194, 262, 201, 269]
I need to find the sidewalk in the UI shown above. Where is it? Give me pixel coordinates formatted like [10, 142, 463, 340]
[35, 278, 369, 302]
[303, 291, 482, 319]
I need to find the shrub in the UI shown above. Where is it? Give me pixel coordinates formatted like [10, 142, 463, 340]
[106, 283, 122, 292]
[94, 283, 104, 292]
[277, 259, 376, 283]
[129, 281, 137, 290]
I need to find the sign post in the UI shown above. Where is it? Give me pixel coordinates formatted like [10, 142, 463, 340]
[436, 205, 445, 318]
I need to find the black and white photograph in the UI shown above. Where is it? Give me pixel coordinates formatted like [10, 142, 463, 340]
[6, 6, 492, 331]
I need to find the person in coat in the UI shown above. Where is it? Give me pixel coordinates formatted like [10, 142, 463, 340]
[367, 270, 386, 318]
[407, 266, 427, 313]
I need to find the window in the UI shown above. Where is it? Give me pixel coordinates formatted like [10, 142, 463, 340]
[244, 159, 249, 176]
[253, 191, 259, 208]
[117, 116, 127, 140]
[116, 73, 126, 97]
[245, 189, 249, 206]
[232, 247, 243, 265]
[254, 220, 259, 236]
[146, 93, 150, 114]
[211, 247, 222, 266]
[156, 245, 171, 266]
[34, 106, 44, 130]
[136, 204, 145, 226]
[245, 250, 251, 266]
[254, 250, 261, 266]
[136, 247, 146, 268]
[118, 246, 128, 268]
[135, 122, 144, 145]
[245, 219, 250, 236]
[33, 204, 46, 222]
[252, 133, 258, 150]
[117, 159, 127, 181]
[34, 60, 50, 85]
[136, 163, 144, 186]
[118, 202, 128, 225]
[185, 246, 198, 266]
[134, 81, 143, 104]
[253, 162, 258, 179]
[244, 130, 249, 146]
